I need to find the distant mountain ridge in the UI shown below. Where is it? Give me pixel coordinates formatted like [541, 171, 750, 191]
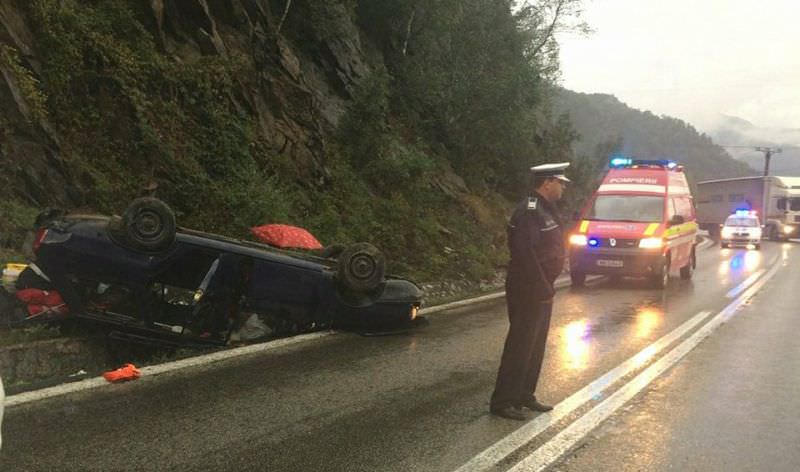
[704, 114, 800, 176]
[553, 89, 756, 183]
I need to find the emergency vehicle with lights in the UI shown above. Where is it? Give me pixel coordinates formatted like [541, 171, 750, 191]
[719, 210, 762, 249]
[568, 158, 698, 289]
[696, 176, 800, 241]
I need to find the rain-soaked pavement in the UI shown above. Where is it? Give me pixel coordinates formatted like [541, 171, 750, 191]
[1, 240, 797, 471]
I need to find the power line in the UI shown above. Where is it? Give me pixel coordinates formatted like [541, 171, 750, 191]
[717, 145, 792, 176]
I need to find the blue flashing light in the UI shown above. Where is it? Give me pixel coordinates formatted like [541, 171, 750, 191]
[588, 238, 600, 247]
[735, 209, 749, 217]
[609, 157, 679, 169]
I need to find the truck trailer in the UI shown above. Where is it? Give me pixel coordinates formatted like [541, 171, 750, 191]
[695, 176, 800, 240]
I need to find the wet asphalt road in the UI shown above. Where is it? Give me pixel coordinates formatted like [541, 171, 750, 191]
[556, 241, 800, 472]
[1, 240, 796, 471]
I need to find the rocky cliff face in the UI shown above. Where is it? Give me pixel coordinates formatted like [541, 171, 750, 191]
[0, 0, 372, 208]
[0, 2, 67, 206]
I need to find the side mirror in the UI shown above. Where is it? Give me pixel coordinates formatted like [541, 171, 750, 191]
[668, 214, 685, 226]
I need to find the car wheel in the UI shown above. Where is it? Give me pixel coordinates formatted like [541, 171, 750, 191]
[120, 198, 176, 252]
[650, 258, 669, 289]
[754, 243, 761, 250]
[680, 249, 695, 280]
[769, 226, 780, 241]
[570, 271, 586, 287]
[337, 243, 386, 293]
[315, 244, 346, 259]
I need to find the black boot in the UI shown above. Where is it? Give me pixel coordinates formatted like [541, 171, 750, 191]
[521, 396, 553, 412]
[490, 405, 530, 420]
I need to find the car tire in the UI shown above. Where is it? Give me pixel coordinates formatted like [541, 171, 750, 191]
[754, 243, 761, 250]
[570, 271, 586, 287]
[315, 244, 346, 259]
[650, 258, 669, 289]
[680, 249, 695, 280]
[337, 243, 386, 293]
[769, 226, 780, 241]
[119, 198, 176, 252]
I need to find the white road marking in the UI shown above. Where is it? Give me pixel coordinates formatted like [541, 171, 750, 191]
[508, 254, 782, 472]
[456, 247, 771, 472]
[726, 269, 765, 298]
[6, 331, 333, 407]
[6, 274, 586, 408]
[453, 311, 712, 472]
[420, 275, 598, 315]
[0, 236, 716, 408]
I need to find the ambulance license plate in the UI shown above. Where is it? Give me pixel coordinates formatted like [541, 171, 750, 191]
[597, 259, 623, 268]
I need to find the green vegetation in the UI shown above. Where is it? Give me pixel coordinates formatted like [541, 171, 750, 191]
[554, 89, 756, 187]
[2, 0, 588, 282]
[0, 201, 38, 255]
[0, 44, 49, 125]
[23, 0, 295, 234]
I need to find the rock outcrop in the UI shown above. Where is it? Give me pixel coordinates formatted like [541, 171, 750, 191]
[0, 0, 373, 207]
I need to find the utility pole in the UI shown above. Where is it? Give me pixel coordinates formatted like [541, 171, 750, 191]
[754, 147, 782, 176]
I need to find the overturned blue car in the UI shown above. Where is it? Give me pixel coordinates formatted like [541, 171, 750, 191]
[14, 198, 424, 346]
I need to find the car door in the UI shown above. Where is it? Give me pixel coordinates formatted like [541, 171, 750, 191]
[669, 197, 692, 268]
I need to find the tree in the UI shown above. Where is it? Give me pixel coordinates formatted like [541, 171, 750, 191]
[514, 0, 592, 81]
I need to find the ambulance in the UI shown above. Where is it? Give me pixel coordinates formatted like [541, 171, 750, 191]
[568, 158, 698, 289]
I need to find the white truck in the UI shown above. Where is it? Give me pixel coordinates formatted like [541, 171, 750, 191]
[695, 176, 800, 240]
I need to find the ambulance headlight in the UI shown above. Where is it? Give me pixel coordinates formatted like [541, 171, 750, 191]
[639, 237, 664, 249]
[569, 234, 588, 246]
[783, 225, 794, 234]
[721, 227, 734, 238]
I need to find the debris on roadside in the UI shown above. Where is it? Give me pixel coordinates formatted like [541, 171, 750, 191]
[1, 263, 26, 292]
[229, 312, 272, 342]
[102, 363, 141, 383]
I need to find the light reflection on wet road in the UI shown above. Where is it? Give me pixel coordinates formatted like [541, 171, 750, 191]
[554, 240, 798, 472]
[0, 240, 793, 472]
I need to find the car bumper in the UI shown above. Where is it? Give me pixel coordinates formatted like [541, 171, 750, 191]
[721, 237, 760, 246]
[569, 246, 664, 276]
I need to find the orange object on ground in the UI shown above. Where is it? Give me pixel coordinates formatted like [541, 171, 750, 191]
[103, 364, 141, 383]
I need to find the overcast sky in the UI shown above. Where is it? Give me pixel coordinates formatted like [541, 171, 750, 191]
[556, 0, 800, 132]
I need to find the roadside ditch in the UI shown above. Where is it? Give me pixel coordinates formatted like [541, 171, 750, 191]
[0, 271, 508, 395]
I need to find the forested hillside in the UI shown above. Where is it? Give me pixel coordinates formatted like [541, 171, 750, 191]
[0, 0, 585, 281]
[708, 115, 800, 176]
[554, 89, 756, 187]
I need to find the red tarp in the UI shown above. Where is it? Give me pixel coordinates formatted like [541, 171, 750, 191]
[250, 224, 322, 250]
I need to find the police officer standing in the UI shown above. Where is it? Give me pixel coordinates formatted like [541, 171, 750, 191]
[490, 162, 570, 420]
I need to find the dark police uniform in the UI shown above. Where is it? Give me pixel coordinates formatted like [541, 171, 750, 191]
[491, 170, 567, 413]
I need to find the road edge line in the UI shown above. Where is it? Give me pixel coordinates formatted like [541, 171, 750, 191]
[509, 255, 782, 472]
[6, 331, 333, 407]
[454, 310, 712, 472]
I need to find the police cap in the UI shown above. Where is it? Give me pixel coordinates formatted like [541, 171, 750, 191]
[530, 162, 571, 183]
